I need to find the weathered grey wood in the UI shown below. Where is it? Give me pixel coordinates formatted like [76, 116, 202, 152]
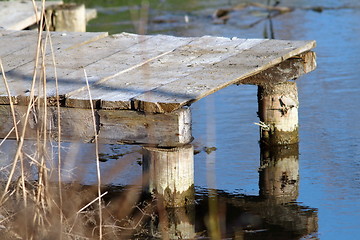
[0, 33, 194, 107]
[8, 32, 153, 104]
[143, 145, 194, 207]
[0, 30, 107, 71]
[0, 30, 39, 57]
[65, 34, 197, 109]
[45, 3, 86, 32]
[0, 31, 108, 104]
[98, 107, 192, 146]
[239, 51, 316, 85]
[0, 1, 63, 30]
[257, 81, 299, 145]
[0, 30, 316, 114]
[66, 37, 265, 110]
[131, 39, 316, 112]
[0, 105, 191, 146]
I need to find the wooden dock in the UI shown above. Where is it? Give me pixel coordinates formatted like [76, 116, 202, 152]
[0, 1, 63, 30]
[0, 29, 316, 206]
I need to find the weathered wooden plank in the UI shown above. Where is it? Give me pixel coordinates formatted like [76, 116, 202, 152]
[0, 105, 191, 146]
[0, 30, 108, 70]
[0, 30, 38, 56]
[132, 39, 316, 113]
[98, 107, 192, 146]
[0, 30, 108, 104]
[65, 34, 197, 109]
[1, 31, 316, 114]
[66, 36, 264, 109]
[0, 1, 63, 30]
[12, 33, 154, 103]
[0, 33, 191, 107]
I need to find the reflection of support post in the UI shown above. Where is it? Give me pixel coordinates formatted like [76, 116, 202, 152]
[45, 4, 86, 32]
[259, 143, 299, 203]
[167, 207, 196, 239]
[148, 205, 196, 239]
[257, 81, 299, 145]
[143, 145, 195, 208]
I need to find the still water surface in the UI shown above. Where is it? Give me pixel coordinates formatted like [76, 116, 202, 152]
[2, 0, 359, 238]
[70, 0, 360, 239]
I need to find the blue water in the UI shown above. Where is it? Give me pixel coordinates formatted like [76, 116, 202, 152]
[84, 2, 360, 239]
[187, 6, 360, 240]
[190, 7, 360, 240]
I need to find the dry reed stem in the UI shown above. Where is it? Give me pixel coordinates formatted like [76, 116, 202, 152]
[0, 59, 19, 141]
[0, 119, 21, 147]
[0, 2, 158, 238]
[84, 68, 103, 239]
[43, 11, 65, 236]
[0, 2, 53, 239]
[77, 191, 108, 215]
[1, 0, 46, 205]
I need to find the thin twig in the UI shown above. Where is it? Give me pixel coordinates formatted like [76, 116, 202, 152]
[0, 119, 21, 147]
[0, 59, 19, 140]
[77, 191, 108, 214]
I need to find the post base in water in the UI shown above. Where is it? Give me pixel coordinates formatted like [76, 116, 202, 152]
[142, 145, 195, 207]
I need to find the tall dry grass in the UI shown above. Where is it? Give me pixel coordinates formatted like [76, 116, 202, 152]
[0, 1, 157, 239]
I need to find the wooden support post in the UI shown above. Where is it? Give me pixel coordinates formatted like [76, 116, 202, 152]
[142, 145, 195, 207]
[45, 4, 86, 32]
[259, 143, 299, 203]
[257, 81, 299, 145]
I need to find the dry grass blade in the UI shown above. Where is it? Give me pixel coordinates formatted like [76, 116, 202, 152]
[40, 10, 65, 237]
[77, 191, 108, 214]
[1, 0, 46, 206]
[84, 68, 103, 239]
[0, 119, 20, 147]
[0, 59, 19, 141]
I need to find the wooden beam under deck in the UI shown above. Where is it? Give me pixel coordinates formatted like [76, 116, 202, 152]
[0, 105, 191, 147]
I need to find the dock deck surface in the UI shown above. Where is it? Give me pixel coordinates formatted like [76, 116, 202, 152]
[0, 30, 316, 113]
[0, 1, 63, 30]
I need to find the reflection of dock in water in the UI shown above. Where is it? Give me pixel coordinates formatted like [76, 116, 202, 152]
[164, 142, 317, 239]
[96, 142, 318, 239]
[195, 190, 318, 239]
